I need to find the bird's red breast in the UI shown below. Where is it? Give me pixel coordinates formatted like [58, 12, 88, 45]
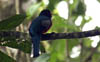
[41, 20, 52, 33]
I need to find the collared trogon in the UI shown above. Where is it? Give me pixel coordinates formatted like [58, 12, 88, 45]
[29, 9, 52, 58]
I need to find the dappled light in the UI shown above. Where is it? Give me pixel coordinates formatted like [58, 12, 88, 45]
[0, 0, 100, 62]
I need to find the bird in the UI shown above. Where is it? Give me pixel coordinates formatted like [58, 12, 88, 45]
[29, 9, 52, 58]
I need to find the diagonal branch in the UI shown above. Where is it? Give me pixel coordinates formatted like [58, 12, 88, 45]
[84, 41, 100, 62]
[0, 29, 100, 42]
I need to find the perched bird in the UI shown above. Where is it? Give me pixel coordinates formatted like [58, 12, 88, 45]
[29, 9, 52, 58]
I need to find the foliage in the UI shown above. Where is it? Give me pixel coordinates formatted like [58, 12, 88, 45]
[0, 51, 16, 62]
[0, 0, 100, 62]
[47, 0, 60, 11]
[0, 41, 31, 53]
[26, 2, 42, 19]
[0, 14, 26, 30]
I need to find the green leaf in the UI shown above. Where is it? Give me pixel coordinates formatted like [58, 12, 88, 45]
[34, 53, 50, 62]
[76, 1, 86, 15]
[68, 39, 79, 52]
[0, 14, 26, 30]
[80, 16, 92, 28]
[93, 53, 100, 62]
[71, 0, 86, 16]
[83, 38, 93, 47]
[50, 15, 67, 32]
[47, 0, 60, 11]
[0, 41, 31, 53]
[49, 40, 66, 62]
[97, 0, 100, 3]
[0, 51, 16, 62]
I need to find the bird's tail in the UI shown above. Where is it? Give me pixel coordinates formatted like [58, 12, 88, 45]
[31, 35, 40, 58]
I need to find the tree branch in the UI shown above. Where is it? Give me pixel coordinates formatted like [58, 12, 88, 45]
[0, 29, 100, 41]
[84, 41, 100, 62]
[42, 29, 100, 40]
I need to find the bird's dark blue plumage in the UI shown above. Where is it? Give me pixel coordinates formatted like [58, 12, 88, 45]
[29, 9, 52, 58]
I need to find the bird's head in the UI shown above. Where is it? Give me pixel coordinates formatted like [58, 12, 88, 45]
[39, 9, 52, 18]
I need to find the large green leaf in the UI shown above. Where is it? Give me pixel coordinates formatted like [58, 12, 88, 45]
[0, 14, 26, 30]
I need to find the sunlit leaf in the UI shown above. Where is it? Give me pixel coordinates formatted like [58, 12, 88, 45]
[49, 40, 66, 62]
[83, 38, 93, 47]
[50, 15, 67, 32]
[26, 2, 42, 19]
[80, 16, 92, 28]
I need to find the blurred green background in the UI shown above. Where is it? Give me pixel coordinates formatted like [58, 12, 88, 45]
[0, 0, 100, 62]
